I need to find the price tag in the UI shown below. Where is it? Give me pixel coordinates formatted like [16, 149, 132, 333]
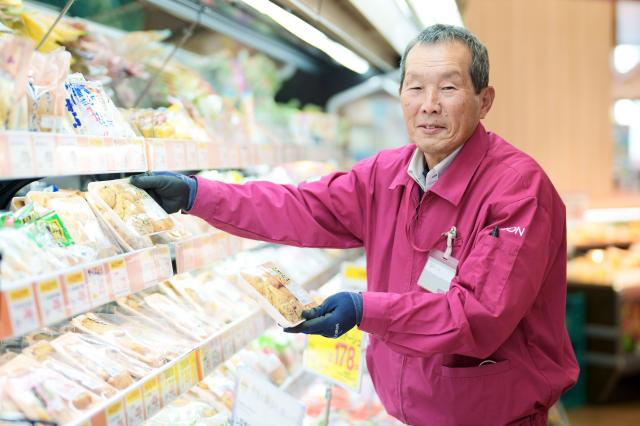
[140, 250, 158, 287]
[125, 253, 144, 293]
[8, 133, 33, 177]
[125, 388, 145, 426]
[201, 339, 223, 377]
[63, 271, 90, 316]
[152, 140, 168, 170]
[36, 278, 66, 324]
[7, 286, 39, 336]
[106, 400, 127, 426]
[197, 143, 210, 169]
[221, 331, 236, 362]
[232, 367, 305, 426]
[32, 133, 56, 175]
[109, 258, 131, 298]
[154, 246, 174, 279]
[169, 141, 186, 170]
[142, 377, 162, 419]
[303, 327, 364, 391]
[86, 264, 110, 307]
[159, 366, 178, 407]
[87, 137, 108, 172]
[341, 262, 367, 290]
[178, 353, 198, 393]
[124, 138, 147, 171]
[55, 135, 79, 174]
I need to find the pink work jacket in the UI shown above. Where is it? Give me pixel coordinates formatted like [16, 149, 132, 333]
[188, 124, 579, 425]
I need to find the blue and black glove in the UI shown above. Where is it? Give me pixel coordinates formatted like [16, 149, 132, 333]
[130, 172, 197, 214]
[284, 292, 363, 338]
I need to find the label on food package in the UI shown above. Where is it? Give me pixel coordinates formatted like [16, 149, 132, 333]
[125, 388, 145, 426]
[109, 258, 131, 297]
[143, 377, 162, 419]
[7, 286, 39, 336]
[37, 278, 66, 324]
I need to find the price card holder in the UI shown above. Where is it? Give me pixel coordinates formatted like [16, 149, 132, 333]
[1, 285, 39, 338]
[159, 365, 179, 407]
[167, 140, 187, 170]
[87, 137, 108, 172]
[123, 138, 147, 171]
[36, 278, 66, 324]
[303, 327, 365, 392]
[63, 271, 90, 316]
[140, 249, 158, 287]
[105, 400, 127, 426]
[177, 352, 199, 394]
[149, 139, 168, 170]
[232, 367, 305, 426]
[86, 263, 110, 307]
[174, 241, 187, 274]
[0, 133, 9, 175]
[186, 141, 198, 168]
[154, 245, 174, 279]
[55, 134, 79, 175]
[220, 329, 236, 362]
[199, 339, 223, 378]
[32, 133, 56, 175]
[125, 253, 144, 293]
[125, 388, 145, 426]
[8, 132, 34, 177]
[108, 258, 131, 298]
[142, 377, 162, 420]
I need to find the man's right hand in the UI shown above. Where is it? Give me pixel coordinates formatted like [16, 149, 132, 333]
[130, 172, 197, 214]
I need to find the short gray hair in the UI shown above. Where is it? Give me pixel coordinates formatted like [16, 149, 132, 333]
[399, 24, 489, 94]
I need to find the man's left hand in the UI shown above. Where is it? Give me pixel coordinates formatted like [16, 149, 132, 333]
[284, 292, 363, 338]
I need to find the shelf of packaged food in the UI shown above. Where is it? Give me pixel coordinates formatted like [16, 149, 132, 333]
[0, 245, 173, 340]
[0, 131, 148, 179]
[172, 231, 266, 274]
[65, 254, 353, 426]
[0, 131, 338, 179]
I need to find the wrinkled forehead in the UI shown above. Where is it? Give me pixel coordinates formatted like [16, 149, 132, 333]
[404, 41, 472, 80]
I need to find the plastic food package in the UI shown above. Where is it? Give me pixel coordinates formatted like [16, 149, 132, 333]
[238, 262, 316, 327]
[123, 102, 210, 140]
[146, 396, 227, 426]
[22, 341, 117, 399]
[0, 354, 100, 424]
[51, 333, 150, 389]
[143, 293, 220, 341]
[63, 73, 136, 137]
[26, 191, 122, 259]
[160, 276, 232, 325]
[0, 34, 33, 130]
[88, 178, 175, 238]
[27, 48, 71, 132]
[0, 227, 64, 282]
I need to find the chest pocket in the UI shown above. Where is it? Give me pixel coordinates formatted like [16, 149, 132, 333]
[458, 234, 521, 306]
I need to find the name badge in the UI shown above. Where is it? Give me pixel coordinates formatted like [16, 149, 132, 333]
[418, 249, 458, 293]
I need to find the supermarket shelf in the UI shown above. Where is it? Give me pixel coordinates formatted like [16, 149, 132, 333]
[0, 246, 173, 340]
[173, 231, 266, 274]
[0, 131, 147, 179]
[66, 252, 350, 426]
[585, 352, 640, 372]
[0, 131, 337, 179]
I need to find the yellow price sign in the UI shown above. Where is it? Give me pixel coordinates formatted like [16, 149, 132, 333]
[303, 327, 364, 391]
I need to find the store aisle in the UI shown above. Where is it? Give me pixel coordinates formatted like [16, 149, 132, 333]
[568, 403, 640, 426]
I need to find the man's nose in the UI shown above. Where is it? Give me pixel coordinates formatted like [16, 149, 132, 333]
[420, 88, 441, 114]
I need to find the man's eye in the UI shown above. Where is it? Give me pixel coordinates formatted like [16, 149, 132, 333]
[442, 86, 456, 91]
[408, 86, 422, 91]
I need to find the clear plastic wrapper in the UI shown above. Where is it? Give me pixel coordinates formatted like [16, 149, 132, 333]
[50, 332, 150, 389]
[0, 227, 64, 283]
[63, 73, 136, 137]
[26, 191, 122, 258]
[123, 102, 210, 140]
[0, 354, 100, 424]
[88, 178, 175, 239]
[27, 48, 71, 132]
[0, 34, 33, 130]
[22, 341, 116, 399]
[146, 396, 227, 426]
[160, 276, 232, 326]
[238, 262, 316, 327]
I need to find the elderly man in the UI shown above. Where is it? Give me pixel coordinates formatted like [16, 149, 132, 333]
[133, 24, 578, 425]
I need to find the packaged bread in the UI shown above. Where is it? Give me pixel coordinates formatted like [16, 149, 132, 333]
[159, 275, 230, 326]
[142, 293, 220, 341]
[238, 262, 316, 327]
[0, 227, 64, 283]
[26, 191, 122, 258]
[50, 333, 150, 389]
[0, 354, 100, 424]
[87, 178, 174, 245]
[22, 341, 116, 399]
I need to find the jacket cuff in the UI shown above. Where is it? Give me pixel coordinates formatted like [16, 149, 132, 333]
[185, 176, 218, 216]
[358, 292, 391, 338]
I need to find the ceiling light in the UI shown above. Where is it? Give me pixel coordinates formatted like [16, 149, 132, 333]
[614, 44, 640, 74]
[239, 0, 370, 74]
[614, 99, 640, 126]
[407, 0, 464, 28]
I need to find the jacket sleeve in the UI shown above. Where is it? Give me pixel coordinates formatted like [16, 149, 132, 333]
[358, 196, 561, 358]
[186, 156, 377, 249]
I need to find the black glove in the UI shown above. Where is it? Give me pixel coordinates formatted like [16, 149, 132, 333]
[130, 172, 197, 214]
[284, 292, 363, 338]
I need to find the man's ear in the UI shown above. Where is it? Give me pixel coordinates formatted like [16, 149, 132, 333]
[479, 86, 495, 119]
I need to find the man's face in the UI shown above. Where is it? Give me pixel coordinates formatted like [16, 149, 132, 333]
[400, 41, 494, 164]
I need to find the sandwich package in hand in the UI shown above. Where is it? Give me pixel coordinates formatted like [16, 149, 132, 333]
[237, 262, 316, 327]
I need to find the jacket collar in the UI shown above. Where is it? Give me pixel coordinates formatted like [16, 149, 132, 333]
[388, 123, 489, 206]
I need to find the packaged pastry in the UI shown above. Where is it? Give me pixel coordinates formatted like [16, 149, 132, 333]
[143, 293, 221, 341]
[0, 34, 33, 130]
[27, 48, 71, 132]
[238, 262, 316, 327]
[0, 354, 100, 424]
[50, 332, 150, 389]
[26, 191, 122, 258]
[88, 178, 175, 239]
[159, 275, 231, 325]
[0, 227, 64, 283]
[22, 341, 116, 399]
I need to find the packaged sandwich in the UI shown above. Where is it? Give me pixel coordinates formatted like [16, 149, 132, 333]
[159, 275, 230, 325]
[88, 178, 175, 240]
[22, 341, 116, 399]
[0, 354, 100, 424]
[26, 191, 122, 258]
[238, 262, 316, 327]
[51, 333, 150, 389]
[0, 227, 64, 282]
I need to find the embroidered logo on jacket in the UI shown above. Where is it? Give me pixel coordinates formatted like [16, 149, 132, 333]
[500, 226, 526, 237]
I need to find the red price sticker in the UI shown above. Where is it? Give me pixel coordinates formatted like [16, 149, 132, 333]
[303, 327, 364, 391]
